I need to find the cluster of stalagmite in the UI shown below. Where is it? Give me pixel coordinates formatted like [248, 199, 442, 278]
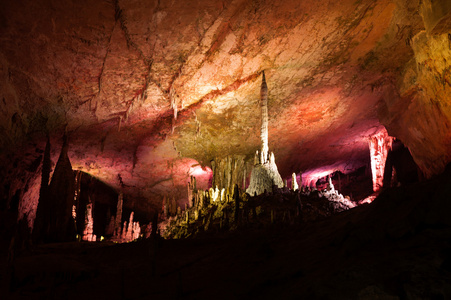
[29, 136, 148, 244]
[106, 194, 147, 243]
[161, 171, 355, 239]
[246, 72, 284, 196]
[211, 155, 249, 190]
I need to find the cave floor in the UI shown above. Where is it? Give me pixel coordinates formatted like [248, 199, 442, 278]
[2, 168, 451, 300]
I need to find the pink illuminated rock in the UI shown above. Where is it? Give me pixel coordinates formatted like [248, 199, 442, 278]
[369, 128, 393, 192]
[1, 0, 450, 224]
[83, 201, 96, 242]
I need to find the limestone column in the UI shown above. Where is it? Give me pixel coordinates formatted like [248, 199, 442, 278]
[260, 71, 269, 164]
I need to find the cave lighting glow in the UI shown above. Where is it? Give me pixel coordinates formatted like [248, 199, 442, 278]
[189, 164, 212, 177]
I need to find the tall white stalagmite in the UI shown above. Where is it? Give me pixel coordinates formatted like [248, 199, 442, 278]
[260, 71, 269, 164]
[292, 173, 299, 191]
[246, 71, 284, 196]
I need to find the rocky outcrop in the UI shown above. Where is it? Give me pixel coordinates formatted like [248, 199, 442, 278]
[0, 0, 449, 220]
[381, 0, 451, 178]
[33, 136, 75, 243]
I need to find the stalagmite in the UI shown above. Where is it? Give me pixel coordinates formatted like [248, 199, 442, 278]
[115, 193, 123, 237]
[211, 155, 247, 191]
[125, 212, 134, 242]
[187, 176, 196, 208]
[33, 134, 76, 243]
[292, 173, 299, 191]
[133, 222, 140, 240]
[221, 188, 226, 202]
[32, 136, 51, 243]
[83, 199, 95, 242]
[328, 177, 335, 192]
[162, 196, 168, 219]
[369, 128, 393, 192]
[106, 215, 115, 236]
[246, 72, 284, 196]
[260, 71, 269, 164]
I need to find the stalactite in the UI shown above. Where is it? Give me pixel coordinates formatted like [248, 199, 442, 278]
[170, 87, 178, 120]
[243, 165, 247, 189]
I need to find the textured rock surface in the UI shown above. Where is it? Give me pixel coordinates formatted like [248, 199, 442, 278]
[4, 167, 451, 299]
[1, 0, 450, 217]
[246, 153, 284, 196]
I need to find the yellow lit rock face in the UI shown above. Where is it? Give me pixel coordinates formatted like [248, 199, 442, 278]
[381, 0, 451, 177]
[0, 0, 450, 215]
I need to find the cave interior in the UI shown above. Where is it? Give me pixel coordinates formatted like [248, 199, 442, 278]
[1, 0, 451, 298]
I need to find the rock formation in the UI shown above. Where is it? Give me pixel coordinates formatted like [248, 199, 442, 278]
[292, 173, 299, 191]
[246, 72, 284, 196]
[163, 174, 355, 239]
[33, 135, 76, 243]
[1, 0, 450, 220]
[115, 193, 123, 237]
[368, 128, 393, 192]
[211, 155, 248, 191]
[82, 200, 95, 242]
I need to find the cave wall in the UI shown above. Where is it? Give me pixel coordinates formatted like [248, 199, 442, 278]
[380, 0, 451, 178]
[0, 0, 450, 220]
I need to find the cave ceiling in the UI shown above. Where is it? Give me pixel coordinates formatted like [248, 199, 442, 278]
[2, 0, 446, 206]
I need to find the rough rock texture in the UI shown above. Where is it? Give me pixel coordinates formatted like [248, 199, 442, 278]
[1, 0, 450, 219]
[379, 0, 451, 178]
[368, 128, 393, 192]
[246, 72, 284, 195]
[211, 155, 249, 190]
[4, 166, 451, 299]
[33, 136, 75, 243]
[246, 153, 284, 196]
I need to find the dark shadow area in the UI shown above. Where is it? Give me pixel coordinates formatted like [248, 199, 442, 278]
[2, 164, 451, 299]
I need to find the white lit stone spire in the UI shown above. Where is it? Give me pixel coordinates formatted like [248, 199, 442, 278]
[246, 71, 283, 196]
[260, 71, 269, 164]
